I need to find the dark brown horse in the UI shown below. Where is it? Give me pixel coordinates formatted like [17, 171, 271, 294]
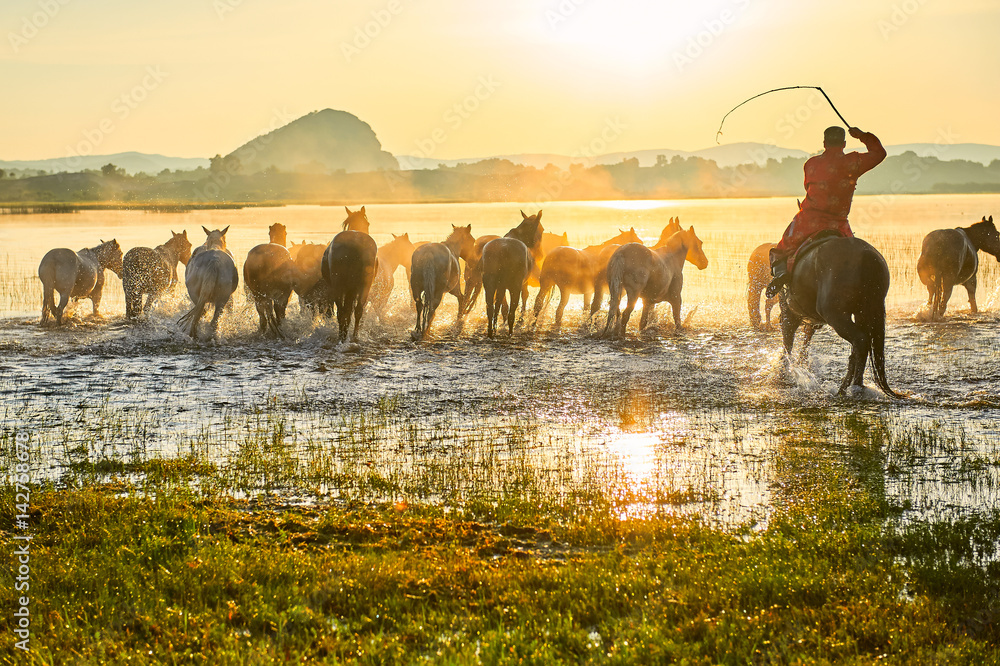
[322, 230, 378, 342]
[38, 239, 124, 325]
[243, 241, 303, 338]
[122, 231, 192, 319]
[269, 223, 287, 246]
[409, 225, 476, 340]
[370, 234, 417, 323]
[780, 236, 897, 397]
[342, 206, 370, 234]
[481, 211, 544, 337]
[917, 216, 1000, 320]
[462, 234, 500, 315]
[288, 241, 329, 316]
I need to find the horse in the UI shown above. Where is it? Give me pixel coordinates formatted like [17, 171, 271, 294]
[122, 231, 192, 319]
[269, 223, 287, 246]
[589, 223, 669, 320]
[462, 234, 500, 315]
[322, 229, 378, 342]
[38, 239, 124, 325]
[288, 241, 329, 315]
[532, 246, 597, 329]
[243, 239, 304, 338]
[481, 210, 544, 337]
[342, 206, 370, 234]
[917, 216, 1000, 320]
[178, 227, 239, 339]
[602, 225, 708, 338]
[370, 233, 417, 323]
[779, 236, 897, 397]
[409, 225, 476, 340]
[747, 242, 779, 330]
[540, 231, 569, 257]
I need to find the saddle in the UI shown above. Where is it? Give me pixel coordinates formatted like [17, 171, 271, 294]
[788, 230, 845, 273]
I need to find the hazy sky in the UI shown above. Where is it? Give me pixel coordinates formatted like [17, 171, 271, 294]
[1, 0, 997, 161]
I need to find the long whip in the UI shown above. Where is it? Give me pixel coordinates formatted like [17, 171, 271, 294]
[716, 86, 851, 144]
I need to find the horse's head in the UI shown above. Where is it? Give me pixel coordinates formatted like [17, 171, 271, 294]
[202, 225, 229, 251]
[382, 233, 416, 269]
[343, 206, 370, 234]
[445, 224, 476, 262]
[970, 215, 1000, 260]
[654, 217, 684, 248]
[681, 225, 709, 270]
[170, 230, 193, 265]
[97, 238, 124, 277]
[269, 222, 287, 246]
[541, 231, 569, 255]
[507, 210, 544, 250]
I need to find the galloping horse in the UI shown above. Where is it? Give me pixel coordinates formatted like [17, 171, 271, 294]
[122, 231, 193, 319]
[243, 231, 303, 337]
[179, 227, 238, 339]
[409, 225, 476, 340]
[589, 222, 674, 320]
[288, 241, 329, 315]
[747, 242, 779, 330]
[269, 223, 287, 246]
[917, 216, 1000, 319]
[370, 234, 417, 323]
[481, 211, 544, 337]
[532, 246, 596, 329]
[322, 217, 378, 342]
[602, 226, 708, 338]
[780, 236, 897, 397]
[341, 206, 370, 234]
[38, 239, 124, 325]
[462, 234, 500, 315]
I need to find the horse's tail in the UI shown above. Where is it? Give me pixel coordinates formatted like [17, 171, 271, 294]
[602, 253, 625, 336]
[864, 301, 899, 399]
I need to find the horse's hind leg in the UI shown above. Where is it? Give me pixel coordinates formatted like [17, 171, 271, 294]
[484, 286, 496, 337]
[505, 288, 518, 336]
[778, 297, 801, 355]
[554, 286, 570, 328]
[938, 282, 954, 319]
[617, 291, 639, 338]
[821, 310, 869, 394]
[964, 274, 978, 314]
[40, 284, 54, 324]
[54, 289, 70, 325]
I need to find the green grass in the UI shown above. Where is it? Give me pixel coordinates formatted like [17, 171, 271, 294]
[2, 410, 1000, 664]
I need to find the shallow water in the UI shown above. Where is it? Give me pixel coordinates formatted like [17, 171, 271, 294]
[1, 196, 999, 527]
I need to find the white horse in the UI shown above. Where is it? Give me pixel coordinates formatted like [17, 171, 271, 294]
[178, 226, 239, 339]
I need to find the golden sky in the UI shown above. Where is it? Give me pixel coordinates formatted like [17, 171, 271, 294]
[1, 0, 997, 161]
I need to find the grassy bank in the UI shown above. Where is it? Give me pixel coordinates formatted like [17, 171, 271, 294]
[2, 419, 999, 664]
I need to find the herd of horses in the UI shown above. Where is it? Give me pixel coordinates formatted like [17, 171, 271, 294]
[34, 207, 1000, 398]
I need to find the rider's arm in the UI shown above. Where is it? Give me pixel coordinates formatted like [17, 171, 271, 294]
[849, 128, 887, 175]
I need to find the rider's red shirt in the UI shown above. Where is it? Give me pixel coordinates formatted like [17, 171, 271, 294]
[776, 132, 886, 258]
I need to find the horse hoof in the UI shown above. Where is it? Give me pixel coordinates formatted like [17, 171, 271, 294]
[410, 330, 423, 342]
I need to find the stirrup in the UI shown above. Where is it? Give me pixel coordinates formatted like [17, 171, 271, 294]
[765, 276, 785, 299]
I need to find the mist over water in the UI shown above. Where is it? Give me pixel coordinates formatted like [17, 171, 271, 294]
[2, 195, 999, 526]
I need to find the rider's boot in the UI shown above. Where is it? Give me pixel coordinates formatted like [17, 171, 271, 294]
[765, 259, 788, 299]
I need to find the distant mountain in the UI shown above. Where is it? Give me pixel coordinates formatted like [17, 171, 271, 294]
[885, 143, 1000, 164]
[0, 152, 209, 175]
[226, 109, 398, 175]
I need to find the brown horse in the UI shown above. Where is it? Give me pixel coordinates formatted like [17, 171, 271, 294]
[122, 231, 192, 319]
[462, 234, 500, 315]
[589, 224, 667, 319]
[602, 226, 708, 338]
[780, 236, 897, 397]
[532, 247, 596, 329]
[370, 234, 417, 323]
[747, 242, 779, 330]
[342, 206, 370, 234]
[540, 231, 569, 256]
[322, 229, 378, 342]
[178, 227, 239, 339]
[38, 239, 124, 325]
[481, 211, 544, 337]
[269, 223, 287, 246]
[243, 238, 304, 337]
[409, 225, 476, 340]
[288, 241, 329, 315]
[917, 216, 1000, 319]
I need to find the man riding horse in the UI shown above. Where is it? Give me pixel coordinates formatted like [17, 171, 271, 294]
[766, 126, 886, 298]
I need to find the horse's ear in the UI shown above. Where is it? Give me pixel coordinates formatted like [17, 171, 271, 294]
[203, 226, 210, 236]
[182, 230, 188, 238]
[520, 210, 527, 219]
[452, 224, 457, 230]
[990, 216, 994, 223]
[221, 225, 229, 236]
[100, 239, 105, 243]
[360, 206, 366, 215]
[403, 233, 409, 240]
[537, 210, 543, 221]
[345, 206, 352, 215]
[392, 233, 399, 239]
